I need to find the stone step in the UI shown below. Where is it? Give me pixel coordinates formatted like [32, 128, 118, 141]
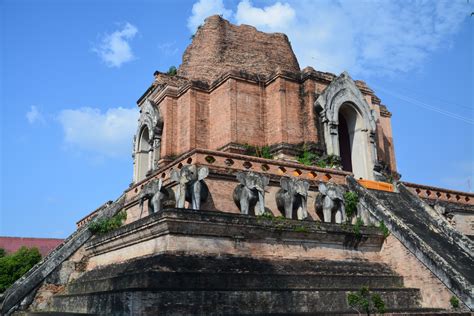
[50, 288, 423, 315]
[23, 310, 473, 316]
[66, 271, 405, 295]
[78, 254, 400, 282]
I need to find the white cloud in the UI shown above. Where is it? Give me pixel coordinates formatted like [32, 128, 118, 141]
[158, 41, 179, 56]
[235, 0, 295, 29]
[187, 0, 232, 32]
[193, 0, 469, 77]
[26, 106, 45, 124]
[93, 22, 138, 68]
[58, 107, 139, 158]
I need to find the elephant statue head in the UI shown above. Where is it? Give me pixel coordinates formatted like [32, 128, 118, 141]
[138, 178, 175, 217]
[170, 165, 209, 210]
[233, 171, 269, 216]
[315, 182, 346, 223]
[276, 177, 309, 220]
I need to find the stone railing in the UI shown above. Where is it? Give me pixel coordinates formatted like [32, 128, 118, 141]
[76, 200, 113, 228]
[403, 182, 473, 206]
[126, 148, 352, 200]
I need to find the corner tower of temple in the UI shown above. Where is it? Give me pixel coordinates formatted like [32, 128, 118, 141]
[133, 15, 397, 183]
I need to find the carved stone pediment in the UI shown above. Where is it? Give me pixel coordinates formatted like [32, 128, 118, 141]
[138, 98, 163, 140]
[315, 71, 376, 132]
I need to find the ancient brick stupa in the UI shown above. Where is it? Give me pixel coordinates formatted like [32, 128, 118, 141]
[2, 16, 473, 315]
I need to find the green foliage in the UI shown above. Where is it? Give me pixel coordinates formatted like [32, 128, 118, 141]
[347, 286, 386, 315]
[89, 211, 127, 235]
[378, 221, 390, 239]
[0, 247, 41, 293]
[296, 145, 341, 169]
[344, 191, 359, 219]
[353, 217, 364, 238]
[205, 156, 216, 163]
[0, 248, 5, 258]
[244, 144, 273, 159]
[258, 212, 274, 219]
[450, 296, 460, 309]
[297, 148, 318, 166]
[294, 225, 309, 233]
[166, 66, 177, 76]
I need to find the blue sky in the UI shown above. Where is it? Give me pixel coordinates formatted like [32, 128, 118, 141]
[1, 0, 473, 238]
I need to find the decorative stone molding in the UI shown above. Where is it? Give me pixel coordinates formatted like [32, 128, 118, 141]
[315, 72, 378, 180]
[133, 98, 164, 183]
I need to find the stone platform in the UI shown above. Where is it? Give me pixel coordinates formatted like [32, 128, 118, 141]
[35, 209, 443, 315]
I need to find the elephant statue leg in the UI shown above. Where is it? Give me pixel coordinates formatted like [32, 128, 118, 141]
[175, 185, 186, 208]
[191, 181, 201, 210]
[284, 196, 293, 219]
[256, 191, 265, 216]
[150, 191, 163, 214]
[298, 196, 308, 220]
[323, 198, 333, 223]
[239, 189, 250, 215]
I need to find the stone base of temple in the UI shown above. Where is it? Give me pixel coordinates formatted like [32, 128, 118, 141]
[23, 209, 459, 315]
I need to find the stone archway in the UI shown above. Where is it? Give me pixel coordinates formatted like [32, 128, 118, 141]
[315, 72, 378, 180]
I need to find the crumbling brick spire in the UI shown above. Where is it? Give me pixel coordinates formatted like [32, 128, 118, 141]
[178, 15, 300, 83]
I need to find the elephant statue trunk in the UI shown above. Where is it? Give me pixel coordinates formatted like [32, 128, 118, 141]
[276, 177, 309, 220]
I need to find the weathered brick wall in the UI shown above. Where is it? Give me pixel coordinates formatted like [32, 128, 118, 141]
[144, 16, 399, 175]
[377, 235, 454, 308]
[179, 15, 300, 83]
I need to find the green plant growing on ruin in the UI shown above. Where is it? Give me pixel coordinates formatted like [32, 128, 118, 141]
[378, 221, 390, 239]
[244, 144, 273, 159]
[89, 211, 127, 235]
[353, 217, 364, 238]
[347, 286, 386, 315]
[0, 248, 5, 258]
[205, 156, 216, 163]
[0, 247, 41, 293]
[294, 225, 309, 233]
[166, 66, 177, 76]
[325, 154, 341, 168]
[296, 145, 341, 169]
[258, 212, 275, 220]
[450, 296, 460, 309]
[298, 151, 317, 166]
[344, 191, 359, 219]
[259, 146, 273, 159]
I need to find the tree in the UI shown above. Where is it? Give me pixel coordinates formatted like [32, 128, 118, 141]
[0, 246, 41, 293]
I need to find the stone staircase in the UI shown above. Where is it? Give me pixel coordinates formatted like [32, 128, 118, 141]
[348, 177, 474, 310]
[46, 253, 439, 315]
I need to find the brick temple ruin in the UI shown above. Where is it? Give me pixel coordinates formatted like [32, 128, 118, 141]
[2, 15, 473, 315]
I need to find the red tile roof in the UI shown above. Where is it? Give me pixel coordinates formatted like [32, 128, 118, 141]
[0, 236, 64, 257]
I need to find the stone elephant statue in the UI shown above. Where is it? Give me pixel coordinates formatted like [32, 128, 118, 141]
[170, 165, 209, 210]
[315, 182, 346, 223]
[276, 177, 309, 220]
[138, 178, 175, 216]
[233, 171, 269, 216]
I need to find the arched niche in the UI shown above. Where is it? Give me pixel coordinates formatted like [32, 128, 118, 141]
[133, 99, 163, 183]
[315, 72, 378, 180]
[136, 126, 151, 182]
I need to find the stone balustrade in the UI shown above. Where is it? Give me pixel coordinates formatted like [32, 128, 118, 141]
[126, 148, 351, 201]
[403, 182, 473, 206]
